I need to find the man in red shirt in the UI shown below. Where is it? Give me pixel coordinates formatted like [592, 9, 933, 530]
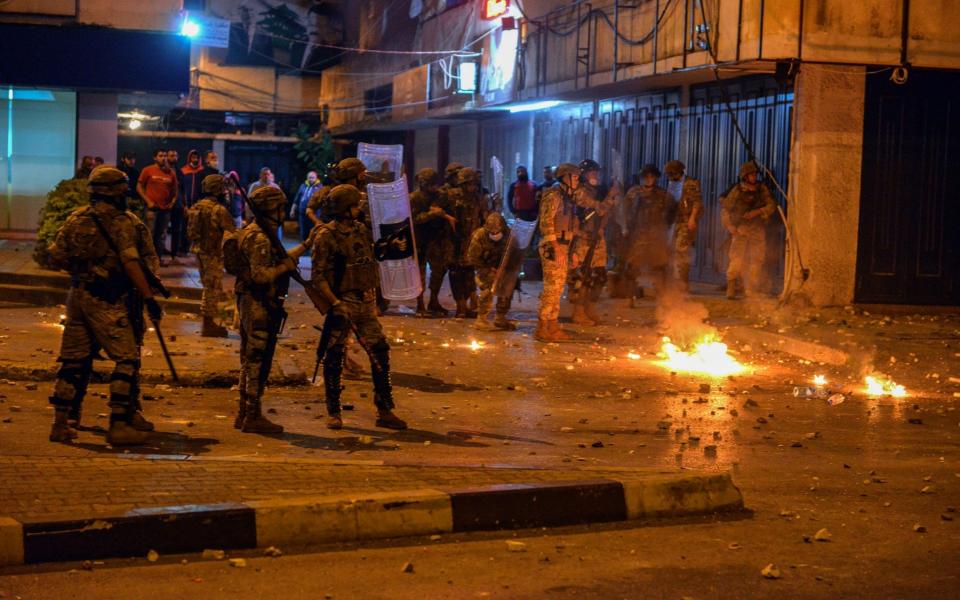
[137, 148, 179, 261]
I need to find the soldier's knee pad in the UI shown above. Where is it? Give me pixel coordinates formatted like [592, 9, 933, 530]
[53, 359, 91, 402]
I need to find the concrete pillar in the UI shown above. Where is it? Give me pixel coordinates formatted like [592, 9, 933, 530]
[784, 64, 866, 307]
[76, 92, 118, 164]
[212, 139, 226, 170]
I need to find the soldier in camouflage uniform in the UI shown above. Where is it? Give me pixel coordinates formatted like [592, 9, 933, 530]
[47, 166, 164, 446]
[665, 160, 703, 292]
[571, 159, 619, 325]
[411, 168, 456, 316]
[188, 174, 236, 337]
[467, 212, 517, 331]
[448, 168, 488, 318]
[310, 185, 408, 431]
[621, 164, 677, 300]
[306, 158, 368, 226]
[535, 163, 581, 342]
[721, 161, 776, 299]
[234, 186, 312, 433]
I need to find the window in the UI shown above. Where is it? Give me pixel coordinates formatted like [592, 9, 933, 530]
[0, 88, 76, 229]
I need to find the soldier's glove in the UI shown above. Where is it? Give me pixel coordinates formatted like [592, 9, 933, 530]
[144, 297, 163, 322]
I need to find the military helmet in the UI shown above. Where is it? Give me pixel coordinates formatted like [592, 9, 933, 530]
[248, 185, 287, 212]
[456, 167, 480, 186]
[201, 174, 226, 196]
[444, 162, 464, 180]
[555, 163, 579, 180]
[325, 184, 361, 218]
[664, 160, 685, 177]
[87, 166, 128, 196]
[640, 164, 661, 178]
[739, 161, 759, 179]
[483, 212, 506, 235]
[578, 159, 601, 174]
[416, 167, 439, 188]
[334, 157, 366, 182]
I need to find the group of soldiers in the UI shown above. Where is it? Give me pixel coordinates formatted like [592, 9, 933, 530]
[46, 161, 407, 445]
[45, 152, 776, 445]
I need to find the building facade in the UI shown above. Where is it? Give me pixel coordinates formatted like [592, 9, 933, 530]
[321, 0, 960, 306]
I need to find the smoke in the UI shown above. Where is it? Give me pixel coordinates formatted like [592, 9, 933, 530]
[654, 284, 715, 346]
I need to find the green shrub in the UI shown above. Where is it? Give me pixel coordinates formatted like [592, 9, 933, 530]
[33, 178, 89, 268]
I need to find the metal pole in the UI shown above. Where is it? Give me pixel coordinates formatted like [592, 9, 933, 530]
[899, 0, 910, 66]
[653, 0, 660, 74]
[758, 0, 765, 60]
[797, 0, 805, 61]
[736, 0, 743, 62]
[682, 0, 689, 68]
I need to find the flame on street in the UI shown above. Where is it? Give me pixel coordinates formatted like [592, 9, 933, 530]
[864, 375, 907, 397]
[655, 335, 747, 377]
[813, 374, 827, 386]
[467, 339, 485, 351]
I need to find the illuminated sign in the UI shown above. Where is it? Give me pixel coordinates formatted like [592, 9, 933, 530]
[482, 0, 509, 20]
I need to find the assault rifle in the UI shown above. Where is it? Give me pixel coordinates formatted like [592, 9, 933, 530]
[88, 211, 179, 382]
[227, 173, 381, 381]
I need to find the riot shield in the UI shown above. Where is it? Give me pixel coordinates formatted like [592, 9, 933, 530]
[366, 175, 422, 300]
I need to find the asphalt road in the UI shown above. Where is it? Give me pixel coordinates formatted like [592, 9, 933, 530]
[1, 294, 958, 598]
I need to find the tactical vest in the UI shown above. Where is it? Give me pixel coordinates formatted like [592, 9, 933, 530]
[325, 223, 379, 294]
[64, 206, 124, 280]
[727, 186, 765, 226]
[552, 188, 578, 241]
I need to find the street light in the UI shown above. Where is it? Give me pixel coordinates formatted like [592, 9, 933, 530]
[180, 19, 201, 38]
[128, 119, 142, 130]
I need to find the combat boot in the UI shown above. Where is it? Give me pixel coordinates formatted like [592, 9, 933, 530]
[571, 304, 596, 326]
[415, 295, 428, 317]
[49, 410, 78, 442]
[427, 295, 449, 317]
[493, 314, 517, 330]
[584, 301, 605, 325]
[474, 317, 496, 331]
[130, 411, 155, 432]
[534, 319, 553, 342]
[241, 397, 284, 434]
[550, 320, 572, 341]
[234, 392, 247, 429]
[201, 316, 229, 338]
[726, 278, 738, 300]
[376, 410, 408, 430]
[326, 414, 343, 430]
[106, 421, 149, 446]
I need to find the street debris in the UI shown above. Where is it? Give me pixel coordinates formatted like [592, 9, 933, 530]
[761, 564, 781, 579]
[202, 549, 226, 560]
[263, 546, 282, 557]
[146, 549, 159, 562]
[506, 541, 527, 552]
[228, 558, 247, 568]
[401, 561, 415, 573]
[814, 528, 832, 542]
[913, 524, 927, 533]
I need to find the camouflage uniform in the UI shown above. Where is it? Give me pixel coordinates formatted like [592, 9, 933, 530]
[621, 183, 677, 286]
[311, 186, 404, 429]
[305, 184, 333, 224]
[668, 173, 702, 288]
[448, 170, 488, 310]
[466, 213, 515, 328]
[234, 220, 291, 431]
[537, 184, 579, 322]
[410, 180, 455, 306]
[48, 201, 146, 438]
[721, 177, 776, 296]
[189, 195, 235, 319]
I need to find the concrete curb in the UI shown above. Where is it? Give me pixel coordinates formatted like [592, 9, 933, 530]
[0, 283, 202, 315]
[0, 471, 743, 566]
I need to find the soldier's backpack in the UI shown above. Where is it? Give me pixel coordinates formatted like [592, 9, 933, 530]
[186, 204, 204, 245]
[221, 228, 249, 277]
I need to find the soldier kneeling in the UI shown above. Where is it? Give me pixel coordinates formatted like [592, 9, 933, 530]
[467, 213, 518, 331]
[311, 185, 408, 431]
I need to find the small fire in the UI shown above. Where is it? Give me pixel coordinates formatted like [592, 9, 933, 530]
[865, 375, 907, 397]
[627, 352, 642, 360]
[813, 374, 827, 386]
[468, 339, 485, 351]
[656, 335, 746, 377]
